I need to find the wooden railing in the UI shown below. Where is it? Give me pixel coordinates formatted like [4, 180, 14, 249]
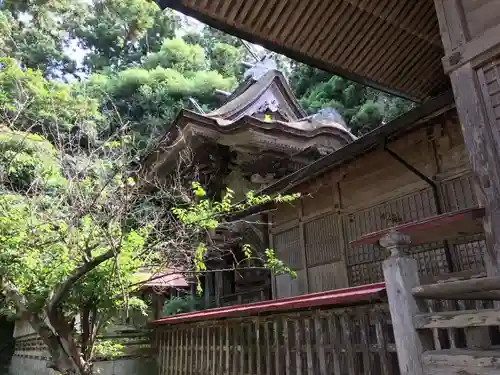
[153, 284, 399, 375]
[379, 228, 500, 375]
[218, 287, 267, 306]
[153, 207, 495, 375]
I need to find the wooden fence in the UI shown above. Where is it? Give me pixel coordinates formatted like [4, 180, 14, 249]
[154, 285, 400, 375]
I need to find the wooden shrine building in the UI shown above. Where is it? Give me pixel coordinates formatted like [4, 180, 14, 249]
[159, 0, 500, 278]
[149, 2, 500, 375]
[144, 57, 356, 306]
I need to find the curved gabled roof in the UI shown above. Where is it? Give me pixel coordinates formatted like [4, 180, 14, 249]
[207, 69, 307, 120]
[179, 109, 356, 145]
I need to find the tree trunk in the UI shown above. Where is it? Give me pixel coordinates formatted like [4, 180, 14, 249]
[26, 312, 92, 375]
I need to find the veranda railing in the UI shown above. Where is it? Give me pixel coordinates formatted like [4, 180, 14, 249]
[153, 283, 399, 375]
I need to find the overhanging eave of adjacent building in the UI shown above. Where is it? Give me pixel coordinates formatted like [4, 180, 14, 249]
[158, 0, 449, 102]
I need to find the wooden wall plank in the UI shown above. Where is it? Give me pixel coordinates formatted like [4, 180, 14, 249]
[274, 320, 281, 375]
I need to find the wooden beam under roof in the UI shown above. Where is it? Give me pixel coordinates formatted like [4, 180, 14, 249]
[158, 0, 449, 101]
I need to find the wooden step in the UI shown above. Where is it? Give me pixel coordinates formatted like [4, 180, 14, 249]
[414, 308, 500, 329]
[423, 349, 500, 375]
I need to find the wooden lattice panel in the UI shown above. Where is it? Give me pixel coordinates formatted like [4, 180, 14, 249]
[440, 174, 478, 211]
[348, 262, 384, 286]
[481, 58, 500, 126]
[308, 262, 348, 293]
[344, 188, 437, 266]
[440, 174, 486, 272]
[342, 188, 457, 286]
[274, 270, 306, 299]
[304, 213, 341, 267]
[412, 243, 450, 276]
[450, 234, 486, 272]
[274, 227, 301, 270]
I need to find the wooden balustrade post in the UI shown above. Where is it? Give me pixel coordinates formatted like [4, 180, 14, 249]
[381, 230, 429, 375]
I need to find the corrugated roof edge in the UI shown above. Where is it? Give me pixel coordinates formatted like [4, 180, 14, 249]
[151, 282, 386, 325]
[260, 90, 456, 195]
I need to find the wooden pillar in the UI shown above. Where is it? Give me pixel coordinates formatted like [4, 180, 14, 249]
[214, 270, 223, 307]
[204, 273, 212, 307]
[381, 231, 431, 375]
[434, 0, 500, 275]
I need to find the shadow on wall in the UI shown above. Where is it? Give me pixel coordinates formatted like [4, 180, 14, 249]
[0, 316, 14, 374]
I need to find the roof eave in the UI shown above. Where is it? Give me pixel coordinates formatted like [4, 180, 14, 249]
[158, 0, 422, 102]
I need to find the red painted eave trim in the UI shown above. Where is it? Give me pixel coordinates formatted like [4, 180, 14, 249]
[350, 207, 485, 247]
[151, 282, 386, 325]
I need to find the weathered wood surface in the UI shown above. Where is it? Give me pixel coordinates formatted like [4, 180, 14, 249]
[350, 207, 484, 246]
[271, 112, 485, 293]
[413, 275, 500, 298]
[435, 0, 500, 276]
[155, 302, 396, 375]
[382, 231, 429, 375]
[414, 308, 500, 329]
[450, 62, 500, 277]
[422, 349, 500, 375]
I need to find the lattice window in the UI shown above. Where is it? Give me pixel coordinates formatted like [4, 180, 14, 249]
[343, 188, 458, 285]
[304, 213, 341, 266]
[450, 234, 486, 272]
[344, 188, 438, 266]
[348, 262, 384, 286]
[440, 174, 478, 210]
[274, 227, 302, 270]
[482, 60, 500, 123]
[441, 174, 486, 273]
[412, 244, 449, 276]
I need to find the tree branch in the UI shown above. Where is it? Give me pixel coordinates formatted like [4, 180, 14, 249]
[48, 249, 116, 312]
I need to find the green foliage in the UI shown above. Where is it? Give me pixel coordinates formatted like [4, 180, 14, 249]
[173, 183, 300, 277]
[207, 42, 243, 78]
[0, 192, 151, 314]
[93, 339, 125, 359]
[86, 46, 235, 146]
[0, 0, 83, 77]
[163, 295, 209, 316]
[264, 249, 296, 278]
[0, 58, 102, 137]
[0, 130, 66, 193]
[290, 64, 414, 135]
[74, 0, 179, 72]
[144, 38, 206, 72]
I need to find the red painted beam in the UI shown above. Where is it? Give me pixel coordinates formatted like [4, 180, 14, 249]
[151, 282, 386, 325]
[350, 207, 485, 247]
